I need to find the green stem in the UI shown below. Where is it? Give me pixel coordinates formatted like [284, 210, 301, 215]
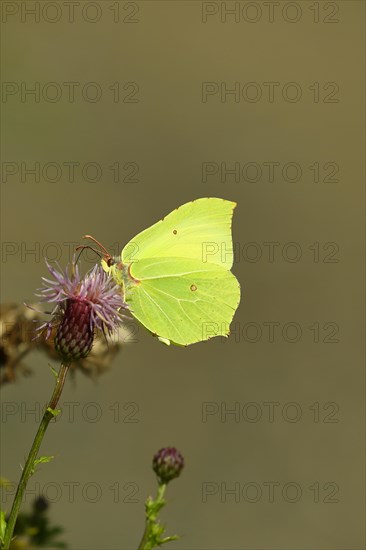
[138, 484, 167, 550]
[137, 517, 150, 549]
[2, 362, 70, 549]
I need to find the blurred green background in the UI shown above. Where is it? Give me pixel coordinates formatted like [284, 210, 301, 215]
[1, 1, 364, 548]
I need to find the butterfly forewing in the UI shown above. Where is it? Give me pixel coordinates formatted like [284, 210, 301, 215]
[121, 198, 236, 270]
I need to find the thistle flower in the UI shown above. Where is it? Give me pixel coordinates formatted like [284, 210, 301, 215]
[37, 259, 126, 363]
[152, 447, 185, 484]
[0, 302, 133, 386]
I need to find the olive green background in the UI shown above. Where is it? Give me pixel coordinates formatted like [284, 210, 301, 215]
[1, 1, 364, 549]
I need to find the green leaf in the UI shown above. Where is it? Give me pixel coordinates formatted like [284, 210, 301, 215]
[30, 455, 55, 476]
[0, 510, 7, 544]
[161, 535, 179, 544]
[49, 364, 59, 378]
[34, 455, 54, 467]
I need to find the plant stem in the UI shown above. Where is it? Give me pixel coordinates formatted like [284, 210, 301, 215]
[137, 518, 150, 549]
[2, 362, 70, 549]
[138, 484, 167, 550]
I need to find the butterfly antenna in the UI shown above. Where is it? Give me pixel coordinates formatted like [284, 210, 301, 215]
[74, 245, 103, 266]
[82, 235, 111, 259]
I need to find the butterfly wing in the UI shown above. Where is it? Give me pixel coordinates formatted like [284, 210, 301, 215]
[121, 197, 236, 269]
[125, 257, 240, 346]
[105, 197, 241, 345]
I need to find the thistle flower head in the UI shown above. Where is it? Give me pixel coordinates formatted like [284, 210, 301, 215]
[152, 447, 185, 484]
[37, 258, 126, 362]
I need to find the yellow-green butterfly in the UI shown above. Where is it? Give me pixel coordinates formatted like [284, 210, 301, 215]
[96, 198, 240, 346]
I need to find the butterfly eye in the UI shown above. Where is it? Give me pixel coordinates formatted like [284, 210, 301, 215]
[107, 258, 115, 267]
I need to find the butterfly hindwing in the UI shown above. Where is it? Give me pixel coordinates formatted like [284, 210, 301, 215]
[124, 257, 240, 345]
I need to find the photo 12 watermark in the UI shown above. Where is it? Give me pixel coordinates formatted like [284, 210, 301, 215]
[1, 1, 140, 24]
[1, 400, 141, 424]
[201, 2, 340, 24]
[1, 480, 140, 505]
[201, 81, 340, 103]
[0, 240, 126, 263]
[201, 480, 340, 503]
[201, 401, 340, 423]
[200, 241, 340, 264]
[201, 161, 340, 184]
[1, 161, 140, 184]
[202, 321, 340, 344]
[1, 81, 140, 104]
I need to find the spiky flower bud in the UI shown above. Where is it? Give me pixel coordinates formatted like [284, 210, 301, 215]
[152, 447, 184, 484]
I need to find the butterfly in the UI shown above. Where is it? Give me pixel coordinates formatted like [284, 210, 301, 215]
[87, 198, 240, 346]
